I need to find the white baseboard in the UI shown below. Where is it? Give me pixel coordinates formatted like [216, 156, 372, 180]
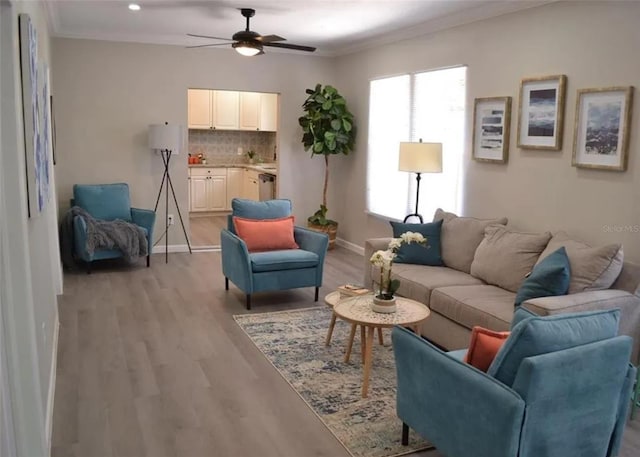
[336, 238, 365, 256]
[46, 312, 60, 456]
[151, 244, 191, 254]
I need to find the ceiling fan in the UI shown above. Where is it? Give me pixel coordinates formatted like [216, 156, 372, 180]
[187, 8, 316, 57]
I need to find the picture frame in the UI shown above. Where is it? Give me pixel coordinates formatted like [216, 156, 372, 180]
[572, 86, 633, 171]
[517, 74, 567, 150]
[472, 96, 511, 163]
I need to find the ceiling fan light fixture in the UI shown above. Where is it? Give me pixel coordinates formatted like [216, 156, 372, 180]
[233, 41, 262, 57]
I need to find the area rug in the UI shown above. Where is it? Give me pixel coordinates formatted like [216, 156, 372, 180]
[234, 306, 432, 457]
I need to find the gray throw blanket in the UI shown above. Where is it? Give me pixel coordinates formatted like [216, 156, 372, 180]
[60, 206, 148, 268]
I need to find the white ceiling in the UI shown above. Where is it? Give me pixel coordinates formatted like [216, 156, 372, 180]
[45, 0, 553, 56]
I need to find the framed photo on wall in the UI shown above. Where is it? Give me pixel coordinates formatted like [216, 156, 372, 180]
[572, 86, 633, 171]
[517, 75, 567, 150]
[472, 96, 511, 163]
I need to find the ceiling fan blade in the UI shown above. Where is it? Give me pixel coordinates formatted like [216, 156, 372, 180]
[187, 33, 232, 41]
[257, 34, 286, 43]
[262, 42, 316, 52]
[186, 43, 233, 49]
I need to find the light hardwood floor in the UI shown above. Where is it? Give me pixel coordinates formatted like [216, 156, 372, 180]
[51, 248, 640, 457]
[189, 215, 228, 247]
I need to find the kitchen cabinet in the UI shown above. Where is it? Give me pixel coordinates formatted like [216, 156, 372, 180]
[259, 93, 278, 132]
[188, 89, 278, 132]
[239, 92, 261, 130]
[189, 168, 227, 212]
[226, 168, 244, 209]
[244, 169, 260, 201]
[187, 89, 212, 129]
[213, 90, 239, 130]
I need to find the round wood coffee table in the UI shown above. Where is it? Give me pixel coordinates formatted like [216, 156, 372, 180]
[324, 291, 384, 352]
[333, 294, 430, 398]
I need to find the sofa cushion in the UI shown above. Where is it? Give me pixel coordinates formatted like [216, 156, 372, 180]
[233, 216, 299, 252]
[232, 198, 292, 219]
[514, 247, 571, 307]
[464, 327, 510, 372]
[433, 208, 507, 274]
[430, 285, 515, 331]
[488, 309, 620, 387]
[470, 226, 551, 293]
[250, 249, 319, 273]
[390, 220, 443, 266]
[537, 231, 623, 294]
[73, 183, 132, 222]
[383, 264, 485, 305]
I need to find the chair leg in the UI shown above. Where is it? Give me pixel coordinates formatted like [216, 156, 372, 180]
[402, 422, 409, 446]
[225, 277, 229, 291]
[246, 294, 251, 310]
[86, 261, 92, 275]
[314, 286, 319, 302]
[147, 255, 150, 268]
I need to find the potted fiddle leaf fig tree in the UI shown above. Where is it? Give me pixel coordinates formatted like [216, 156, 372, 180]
[298, 84, 356, 249]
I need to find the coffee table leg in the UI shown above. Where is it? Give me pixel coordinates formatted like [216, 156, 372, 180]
[344, 323, 357, 363]
[360, 325, 366, 364]
[362, 326, 375, 398]
[325, 312, 337, 346]
[377, 327, 384, 346]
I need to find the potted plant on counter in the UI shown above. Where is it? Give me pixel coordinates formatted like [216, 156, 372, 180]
[298, 84, 356, 249]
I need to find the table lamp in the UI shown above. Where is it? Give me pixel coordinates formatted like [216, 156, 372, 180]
[398, 140, 443, 223]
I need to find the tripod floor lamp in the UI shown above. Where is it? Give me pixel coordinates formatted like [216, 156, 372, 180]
[398, 141, 443, 223]
[148, 123, 192, 263]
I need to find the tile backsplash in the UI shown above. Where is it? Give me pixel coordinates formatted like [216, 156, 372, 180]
[188, 129, 277, 165]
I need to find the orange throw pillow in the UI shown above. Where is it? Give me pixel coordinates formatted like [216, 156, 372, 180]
[464, 327, 510, 372]
[233, 216, 299, 252]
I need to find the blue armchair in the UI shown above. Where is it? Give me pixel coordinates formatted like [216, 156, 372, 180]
[72, 183, 156, 273]
[221, 198, 329, 310]
[393, 308, 637, 457]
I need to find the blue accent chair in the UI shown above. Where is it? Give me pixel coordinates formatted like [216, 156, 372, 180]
[393, 308, 637, 457]
[221, 198, 329, 310]
[72, 183, 156, 273]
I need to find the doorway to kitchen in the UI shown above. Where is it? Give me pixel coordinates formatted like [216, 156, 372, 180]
[186, 88, 279, 249]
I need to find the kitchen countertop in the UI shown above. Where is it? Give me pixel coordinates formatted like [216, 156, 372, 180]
[188, 163, 278, 176]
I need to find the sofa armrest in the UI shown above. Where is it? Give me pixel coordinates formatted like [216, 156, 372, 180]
[220, 229, 253, 294]
[294, 226, 329, 258]
[524, 290, 640, 364]
[131, 208, 156, 244]
[364, 238, 392, 289]
[392, 327, 525, 457]
[72, 215, 90, 262]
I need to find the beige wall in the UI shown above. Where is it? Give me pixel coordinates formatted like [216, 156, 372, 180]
[333, 1, 640, 262]
[1, 0, 60, 454]
[52, 39, 335, 244]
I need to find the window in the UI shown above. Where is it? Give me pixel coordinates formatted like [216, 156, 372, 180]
[367, 66, 467, 221]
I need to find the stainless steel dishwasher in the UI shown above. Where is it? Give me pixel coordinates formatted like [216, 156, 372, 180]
[258, 174, 276, 201]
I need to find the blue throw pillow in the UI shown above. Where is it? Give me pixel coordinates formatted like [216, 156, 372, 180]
[514, 247, 571, 307]
[488, 309, 620, 387]
[389, 220, 443, 266]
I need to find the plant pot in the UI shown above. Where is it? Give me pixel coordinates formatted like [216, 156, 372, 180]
[371, 295, 397, 313]
[307, 222, 338, 250]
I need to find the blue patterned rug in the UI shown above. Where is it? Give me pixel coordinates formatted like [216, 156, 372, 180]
[234, 306, 432, 457]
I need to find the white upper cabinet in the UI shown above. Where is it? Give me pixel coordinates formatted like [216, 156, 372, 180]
[259, 93, 278, 132]
[212, 90, 240, 130]
[188, 89, 278, 132]
[239, 92, 261, 131]
[187, 89, 212, 129]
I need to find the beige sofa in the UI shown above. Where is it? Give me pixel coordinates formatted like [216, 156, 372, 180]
[364, 209, 640, 363]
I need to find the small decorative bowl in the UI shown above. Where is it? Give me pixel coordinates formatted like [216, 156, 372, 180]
[371, 295, 397, 313]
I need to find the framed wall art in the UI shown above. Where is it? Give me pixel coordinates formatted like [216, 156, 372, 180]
[472, 96, 511, 163]
[572, 86, 633, 171]
[517, 74, 567, 150]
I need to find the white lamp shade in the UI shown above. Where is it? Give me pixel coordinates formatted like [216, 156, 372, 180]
[398, 142, 443, 173]
[148, 124, 183, 154]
